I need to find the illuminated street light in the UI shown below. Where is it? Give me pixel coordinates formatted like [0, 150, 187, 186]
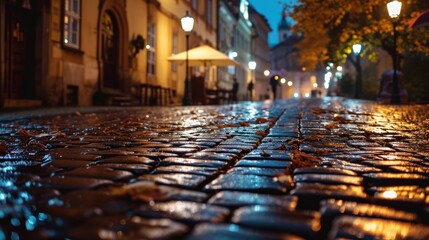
[264, 70, 270, 77]
[387, 0, 402, 104]
[287, 81, 293, 87]
[280, 78, 286, 84]
[181, 11, 194, 105]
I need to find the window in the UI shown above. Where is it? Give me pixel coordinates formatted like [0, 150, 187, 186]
[63, 0, 81, 49]
[206, 0, 212, 26]
[172, 34, 178, 72]
[147, 23, 156, 75]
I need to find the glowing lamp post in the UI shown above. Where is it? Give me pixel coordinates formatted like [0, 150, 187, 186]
[181, 11, 194, 105]
[387, 0, 402, 104]
[352, 43, 362, 99]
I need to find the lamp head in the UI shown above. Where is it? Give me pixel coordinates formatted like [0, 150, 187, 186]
[387, 0, 402, 19]
[181, 11, 194, 32]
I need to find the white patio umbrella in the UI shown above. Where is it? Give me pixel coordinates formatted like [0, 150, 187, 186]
[167, 45, 240, 67]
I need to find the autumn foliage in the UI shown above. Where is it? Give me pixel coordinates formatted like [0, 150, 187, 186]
[292, 0, 429, 69]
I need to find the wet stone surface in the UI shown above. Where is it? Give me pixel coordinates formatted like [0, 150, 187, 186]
[1, 99, 429, 239]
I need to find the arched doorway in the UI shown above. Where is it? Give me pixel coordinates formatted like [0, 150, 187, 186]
[97, 0, 129, 96]
[4, 0, 38, 100]
[101, 11, 119, 89]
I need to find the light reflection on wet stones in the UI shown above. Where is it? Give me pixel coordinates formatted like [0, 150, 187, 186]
[187, 223, 304, 240]
[1, 99, 429, 239]
[134, 201, 230, 224]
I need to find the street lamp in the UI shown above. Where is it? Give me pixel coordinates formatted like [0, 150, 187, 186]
[387, 0, 402, 104]
[352, 43, 362, 99]
[181, 11, 194, 105]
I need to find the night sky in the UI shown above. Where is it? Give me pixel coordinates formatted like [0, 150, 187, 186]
[249, 0, 298, 46]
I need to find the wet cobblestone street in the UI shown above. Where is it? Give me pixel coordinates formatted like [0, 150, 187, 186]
[1, 98, 429, 239]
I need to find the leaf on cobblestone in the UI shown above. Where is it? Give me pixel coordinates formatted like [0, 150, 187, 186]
[311, 108, 328, 114]
[28, 140, 47, 149]
[333, 115, 349, 123]
[75, 111, 82, 116]
[217, 124, 236, 129]
[291, 148, 321, 168]
[0, 141, 7, 154]
[239, 122, 250, 127]
[255, 130, 266, 136]
[255, 118, 269, 123]
[288, 139, 303, 145]
[305, 135, 324, 141]
[324, 123, 337, 130]
[274, 174, 294, 188]
[260, 150, 270, 157]
[19, 128, 35, 137]
[276, 144, 287, 150]
[111, 181, 162, 202]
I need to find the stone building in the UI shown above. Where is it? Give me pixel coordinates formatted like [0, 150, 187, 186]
[0, 0, 217, 108]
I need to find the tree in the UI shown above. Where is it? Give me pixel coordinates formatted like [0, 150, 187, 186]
[292, 0, 429, 70]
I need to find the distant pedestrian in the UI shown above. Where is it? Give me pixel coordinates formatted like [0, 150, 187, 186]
[232, 77, 239, 103]
[270, 75, 279, 99]
[247, 81, 254, 101]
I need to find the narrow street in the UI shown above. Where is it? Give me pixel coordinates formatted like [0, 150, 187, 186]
[1, 98, 429, 239]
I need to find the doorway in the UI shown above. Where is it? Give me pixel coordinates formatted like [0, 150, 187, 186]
[101, 11, 119, 89]
[4, 0, 37, 99]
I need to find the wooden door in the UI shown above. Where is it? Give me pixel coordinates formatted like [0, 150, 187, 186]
[5, 1, 37, 99]
[101, 11, 119, 89]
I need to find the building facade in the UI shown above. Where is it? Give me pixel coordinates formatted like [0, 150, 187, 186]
[0, 0, 217, 108]
[249, 5, 271, 101]
[270, 9, 321, 99]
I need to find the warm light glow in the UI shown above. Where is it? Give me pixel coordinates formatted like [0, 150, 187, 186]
[280, 78, 286, 84]
[248, 61, 256, 70]
[232, 51, 238, 58]
[352, 44, 362, 55]
[305, 93, 310, 98]
[313, 83, 318, 88]
[387, 0, 402, 19]
[181, 11, 194, 32]
[146, 44, 151, 49]
[287, 81, 293, 86]
[274, 75, 279, 80]
[336, 66, 343, 72]
[264, 70, 270, 77]
[326, 66, 331, 71]
[381, 190, 398, 199]
[294, 93, 299, 98]
[302, 67, 306, 71]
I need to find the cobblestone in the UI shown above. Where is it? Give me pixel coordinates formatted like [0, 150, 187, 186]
[1, 98, 429, 239]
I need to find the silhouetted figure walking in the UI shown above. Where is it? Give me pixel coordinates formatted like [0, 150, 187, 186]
[270, 75, 279, 99]
[247, 81, 254, 101]
[232, 77, 239, 103]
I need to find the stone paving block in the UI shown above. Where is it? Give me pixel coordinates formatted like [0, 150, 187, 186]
[106, 181, 208, 203]
[204, 172, 290, 193]
[138, 173, 207, 189]
[134, 201, 230, 224]
[291, 183, 368, 209]
[160, 157, 228, 168]
[328, 216, 429, 240]
[97, 155, 156, 165]
[227, 166, 286, 177]
[236, 159, 291, 169]
[293, 174, 363, 186]
[49, 159, 94, 169]
[293, 167, 357, 176]
[186, 223, 304, 240]
[320, 199, 420, 235]
[68, 216, 189, 240]
[38, 176, 112, 191]
[63, 167, 134, 181]
[92, 163, 152, 175]
[184, 152, 237, 161]
[207, 191, 297, 209]
[363, 172, 429, 187]
[231, 205, 321, 239]
[155, 165, 218, 176]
